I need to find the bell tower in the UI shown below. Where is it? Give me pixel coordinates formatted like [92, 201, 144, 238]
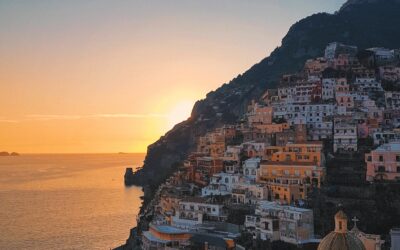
[334, 210, 348, 233]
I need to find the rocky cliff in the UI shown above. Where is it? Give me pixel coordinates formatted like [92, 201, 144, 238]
[127, 0, 400, 190]
[340, 0, 400, 11]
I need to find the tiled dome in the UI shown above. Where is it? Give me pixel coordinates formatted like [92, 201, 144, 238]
[318, 210, 365, 250]
[317, 231, 366, 250]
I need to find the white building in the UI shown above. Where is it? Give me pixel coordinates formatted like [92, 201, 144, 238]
[354, 78, 383, 92]
[231, 183, 268, 205]
[245, 201, 314, 244]
[322, 78, 335, 100]
[273, 103, 335, 126]
[391, 228, 400, 250]
[242, 157, 261, 181]
[277, 80, 322, 105]
[171, 197, 227, 229]
[372, 130, 400, 146]
[367, 47, 395, 64]
[334, 118, 358, 153]
[201, 172, 240, 197]
[385, 91, 400, 109]
[307, 120, 333, 141]
[223, 145, 242, 161]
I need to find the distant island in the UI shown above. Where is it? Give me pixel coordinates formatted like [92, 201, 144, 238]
[0, 152, 20, 156]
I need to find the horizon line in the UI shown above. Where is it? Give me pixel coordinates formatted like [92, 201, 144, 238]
[0, 152, 147, 155]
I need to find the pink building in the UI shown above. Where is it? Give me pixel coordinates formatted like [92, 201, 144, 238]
[335, 78, 349, 92]
[365, 142, 400, 182]
[336, 92, 354, 109]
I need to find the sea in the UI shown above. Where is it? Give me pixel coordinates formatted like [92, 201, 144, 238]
[0, 153, 145, 250]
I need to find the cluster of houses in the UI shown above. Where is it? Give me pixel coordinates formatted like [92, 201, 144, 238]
[140, 42, 400, 250]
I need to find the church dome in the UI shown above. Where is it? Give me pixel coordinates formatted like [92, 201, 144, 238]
[317, 211, 366, 250]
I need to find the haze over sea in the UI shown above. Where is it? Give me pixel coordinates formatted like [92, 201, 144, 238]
[0, 153, 144, 249]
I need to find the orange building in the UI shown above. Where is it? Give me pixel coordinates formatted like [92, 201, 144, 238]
[158, 193, 182, 222]
[186, 156, 224, 186]
[258, 161, 324, 204]
[269, 142, 324, 167]
[247, 102, 273, 125]
[254, 123, 289, 134]
[142, 223, 191, 250]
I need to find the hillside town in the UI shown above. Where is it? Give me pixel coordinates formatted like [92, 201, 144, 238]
[124, 42, 400, 250]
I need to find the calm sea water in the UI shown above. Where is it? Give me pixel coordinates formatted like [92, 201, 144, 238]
[0, 153, 144, 250]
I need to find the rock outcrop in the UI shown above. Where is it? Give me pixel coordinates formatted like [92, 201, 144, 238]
[340, 0, 400, 11]
[0, 151, 19, 156]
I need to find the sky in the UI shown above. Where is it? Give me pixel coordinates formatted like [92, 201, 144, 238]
[0, 0, 346, 153]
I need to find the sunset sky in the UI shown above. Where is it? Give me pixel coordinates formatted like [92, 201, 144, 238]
[0, 0, 345, 153]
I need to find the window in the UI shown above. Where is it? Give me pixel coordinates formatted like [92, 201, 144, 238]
[379, 155, 384, 162]
[396, 155, 400, 162]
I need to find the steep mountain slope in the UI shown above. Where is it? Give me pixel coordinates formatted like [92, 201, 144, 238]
[129, 0, 400, 189]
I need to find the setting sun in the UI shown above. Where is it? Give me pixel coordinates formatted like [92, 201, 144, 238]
[166, 100, 194, 130]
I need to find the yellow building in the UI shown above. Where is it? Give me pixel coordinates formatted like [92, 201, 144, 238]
[266, 142, 324, 167]
[197, 130, 226, 157]
[258, 161, 324, 204]
[271, 142, 325, 167]
[265, 181, 305, 205]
